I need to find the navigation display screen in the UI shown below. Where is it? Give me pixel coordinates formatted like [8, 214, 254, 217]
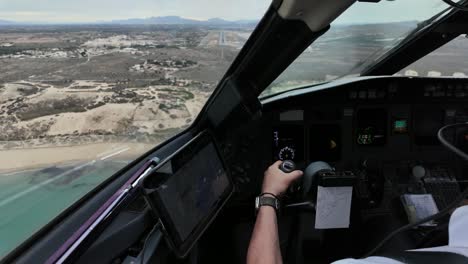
[158, 143, 228, 241]
[143, 132, 232, 257]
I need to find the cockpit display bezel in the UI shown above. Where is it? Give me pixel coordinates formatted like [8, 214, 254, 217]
[141, 130, 233, 258]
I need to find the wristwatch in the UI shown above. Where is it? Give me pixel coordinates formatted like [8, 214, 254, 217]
[255, 195, 280, 213]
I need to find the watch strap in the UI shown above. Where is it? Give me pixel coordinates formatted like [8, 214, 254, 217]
[256, 196, 280, 212]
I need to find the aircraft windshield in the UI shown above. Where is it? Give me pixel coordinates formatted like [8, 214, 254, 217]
[397, 34, 468, 77]
[0, 0, 269, 258]
[261, 0, 456, 97]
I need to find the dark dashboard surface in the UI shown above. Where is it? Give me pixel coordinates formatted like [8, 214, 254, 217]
[264, 77, 468, 165]
[224, 76, 468, 214]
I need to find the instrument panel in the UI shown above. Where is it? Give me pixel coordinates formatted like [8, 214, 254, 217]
[217, 77, 468, 257]
[257, 76, 468, 214]
[264, 77, 468, 168]
[272, 125, 304, 162]
[223, 77, 468, 209]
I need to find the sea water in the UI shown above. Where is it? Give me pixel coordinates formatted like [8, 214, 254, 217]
[0, 160, 128, 258]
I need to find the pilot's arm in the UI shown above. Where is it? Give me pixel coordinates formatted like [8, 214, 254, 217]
[246, 161, 303, 264]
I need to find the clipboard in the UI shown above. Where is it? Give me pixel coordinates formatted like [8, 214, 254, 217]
[315, 171, 355, 229]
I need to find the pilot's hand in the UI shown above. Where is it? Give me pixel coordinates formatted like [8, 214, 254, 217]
[262, 160, 303, 196]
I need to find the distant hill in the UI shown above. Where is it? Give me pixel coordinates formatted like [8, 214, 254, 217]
[0, 16, 259, 26]
[0, 19, 15, 25]
[108, 16, 258, 26]
[110, 16, 198, 25]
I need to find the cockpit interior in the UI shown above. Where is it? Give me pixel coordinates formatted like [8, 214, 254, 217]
[3, 0, 468, 263]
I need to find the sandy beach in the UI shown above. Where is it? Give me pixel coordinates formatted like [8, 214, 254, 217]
[0, 142, 154, 173]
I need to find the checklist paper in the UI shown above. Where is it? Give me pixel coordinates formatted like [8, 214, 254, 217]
[401, 194, 439, 226]
[315, 186, 353, 229]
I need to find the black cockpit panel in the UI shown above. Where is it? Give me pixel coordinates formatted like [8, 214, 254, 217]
[223, 77, 468, 211]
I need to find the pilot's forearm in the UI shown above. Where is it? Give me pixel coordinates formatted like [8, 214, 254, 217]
[247, 206, 282, 264]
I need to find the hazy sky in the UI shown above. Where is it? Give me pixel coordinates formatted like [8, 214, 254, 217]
[0, 0, 450, 23]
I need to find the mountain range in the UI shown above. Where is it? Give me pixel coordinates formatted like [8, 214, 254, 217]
[0, 16, 258, 26]
[109, 16, 258, 25]
[0, 19, 15, 25]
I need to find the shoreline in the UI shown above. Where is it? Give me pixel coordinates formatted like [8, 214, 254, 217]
[0, 142, 155, 173]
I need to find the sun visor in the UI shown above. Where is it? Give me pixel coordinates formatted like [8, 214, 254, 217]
[277, 0, 357, 32]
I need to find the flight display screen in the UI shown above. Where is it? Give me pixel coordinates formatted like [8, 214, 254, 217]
[356, 108, 387, 146]
[143, 132, 232, 257]
[272, 125, 304, 162]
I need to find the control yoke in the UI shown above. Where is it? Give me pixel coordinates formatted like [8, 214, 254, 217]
[302, 161, 332, 199]
[280, 161, 334, 210]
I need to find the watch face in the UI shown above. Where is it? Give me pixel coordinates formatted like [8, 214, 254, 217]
[255, 197, 260, 210]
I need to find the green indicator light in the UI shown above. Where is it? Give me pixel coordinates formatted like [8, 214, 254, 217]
[395, 120, 407, 129]
[394, 119, 408, 134]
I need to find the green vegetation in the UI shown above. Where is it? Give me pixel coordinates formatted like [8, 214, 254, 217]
[15, 97, 103, 121]
[157, 88, 194, 100]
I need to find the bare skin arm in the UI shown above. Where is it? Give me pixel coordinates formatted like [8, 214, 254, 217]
[247, 205, 282, 264]
[246, 161, 303, 264]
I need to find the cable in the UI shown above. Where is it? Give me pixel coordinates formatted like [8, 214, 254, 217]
[437, 123, 468, 160]
[441, 0, 468, 11]
[363, 123, 468, 258]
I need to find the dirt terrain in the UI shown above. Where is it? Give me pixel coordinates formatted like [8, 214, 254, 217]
[0, 25, 251, 171]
